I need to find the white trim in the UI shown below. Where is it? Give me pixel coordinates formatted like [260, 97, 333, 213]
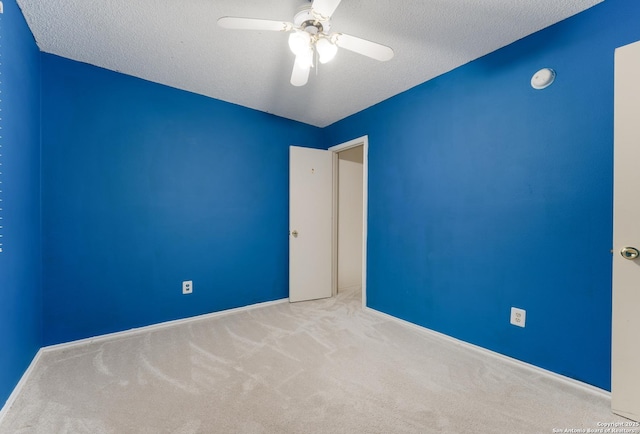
[364, 306, 611, 399]
[331, 151, 339, 298]
[42, 298, 289, 352]
[0, 349, 44, 425]
[338, 284, 362, 292]
[329, 136, 369, 310]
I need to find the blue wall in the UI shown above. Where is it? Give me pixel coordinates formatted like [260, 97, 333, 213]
[41, 55, 322, 345]
[0, 1, 42, 407]
[324, 0, 640, 391]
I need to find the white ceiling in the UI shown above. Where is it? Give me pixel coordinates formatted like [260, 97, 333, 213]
[17, 0, 603, 127]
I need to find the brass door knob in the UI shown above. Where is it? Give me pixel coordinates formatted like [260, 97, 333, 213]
[291, 230, 298, 238]
[620, 247, 640, 260]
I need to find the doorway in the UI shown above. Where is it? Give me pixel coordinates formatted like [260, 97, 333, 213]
[330, 136, 368, 308]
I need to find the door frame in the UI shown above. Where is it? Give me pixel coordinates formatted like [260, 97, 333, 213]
[329, 135, 369, 308]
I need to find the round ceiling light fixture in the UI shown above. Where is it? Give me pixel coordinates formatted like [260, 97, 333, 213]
[531, 68, 556, 90]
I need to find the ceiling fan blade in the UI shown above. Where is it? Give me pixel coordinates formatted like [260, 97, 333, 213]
[311, 0, 342, 20]
[217, 17, 293, 32]
[291, 55, 311, 87]
[333, 33, 394, 62]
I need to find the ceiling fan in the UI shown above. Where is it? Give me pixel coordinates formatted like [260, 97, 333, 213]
[217, 0, 394, 87]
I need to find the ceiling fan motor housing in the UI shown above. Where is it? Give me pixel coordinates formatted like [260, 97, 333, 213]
[294, 7, 331, 35]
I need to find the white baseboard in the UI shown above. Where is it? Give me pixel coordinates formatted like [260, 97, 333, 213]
[0, 298, 289, 422]
[43, 298, 289, 353]
[338, 284, 362, 292]
[0, 348, 44, 425]
[364, 306, 611, 399]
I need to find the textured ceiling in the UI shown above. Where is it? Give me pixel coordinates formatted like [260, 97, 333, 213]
[17, 0, 603, 127]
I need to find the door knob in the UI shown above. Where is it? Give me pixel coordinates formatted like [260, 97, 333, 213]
[620, 247, 640, 260]
[291, 230, 298, 238]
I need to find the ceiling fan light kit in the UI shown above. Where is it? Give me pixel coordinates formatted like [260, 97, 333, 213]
[288, 31, 312, 56]
[217, 0, 394, 87]
[316, 37, 338, 64]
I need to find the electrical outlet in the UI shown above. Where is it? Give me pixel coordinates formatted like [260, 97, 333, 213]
[510, 307, 526, 327]
[182, 280, 193, 295]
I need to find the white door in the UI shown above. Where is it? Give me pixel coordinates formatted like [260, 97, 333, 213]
[612, 39, 640, 422]
[289, 146, 333, 302]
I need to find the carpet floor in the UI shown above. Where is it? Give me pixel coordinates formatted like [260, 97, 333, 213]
[0, 288, 627, 433]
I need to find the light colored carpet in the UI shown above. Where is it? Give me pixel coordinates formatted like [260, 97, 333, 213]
[0, 288, 626, 433]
